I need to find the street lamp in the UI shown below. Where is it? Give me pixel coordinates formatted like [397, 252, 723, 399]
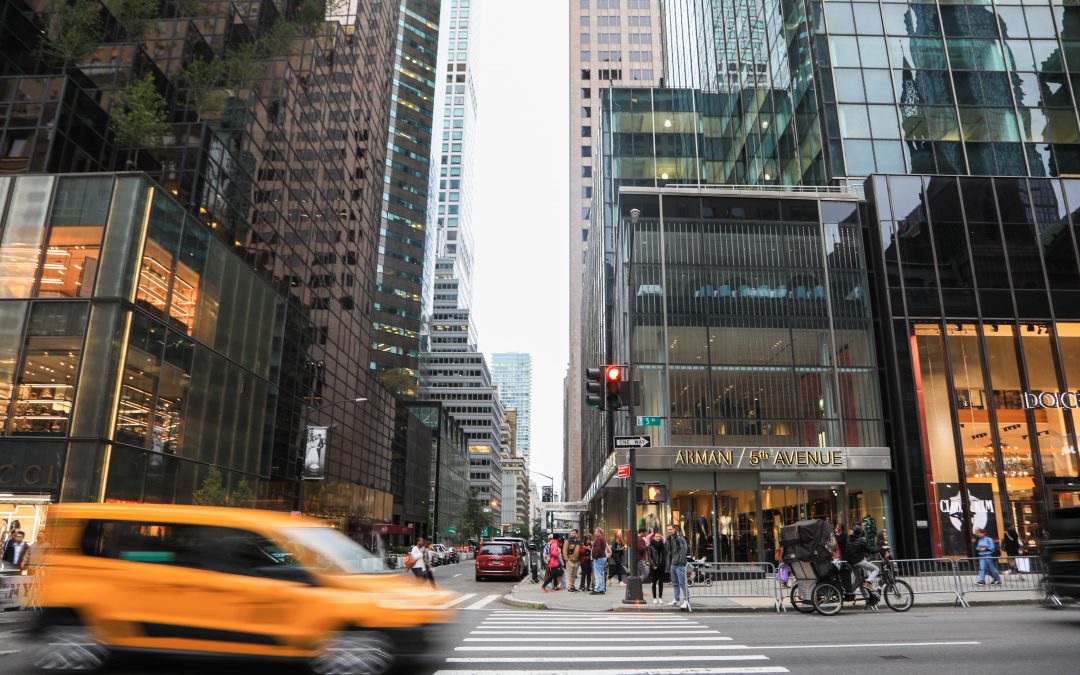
[533, 470, 556, 532]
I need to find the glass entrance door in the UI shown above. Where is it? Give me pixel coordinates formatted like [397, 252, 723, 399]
[761, 485, 842, 562]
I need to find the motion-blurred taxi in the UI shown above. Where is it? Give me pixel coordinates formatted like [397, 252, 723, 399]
[32, 504, 458, 674]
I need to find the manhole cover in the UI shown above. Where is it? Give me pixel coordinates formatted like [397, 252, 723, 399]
[879, 655, 910, 661]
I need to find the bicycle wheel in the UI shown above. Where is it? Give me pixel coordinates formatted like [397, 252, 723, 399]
[883, 579, 914, 612]
[790, 581, 814, 614]
[812, 582, 844, 616]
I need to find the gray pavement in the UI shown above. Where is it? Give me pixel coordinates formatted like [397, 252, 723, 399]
[1, 560, 1077, 674]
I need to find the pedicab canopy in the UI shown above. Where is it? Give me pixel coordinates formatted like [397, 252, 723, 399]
[780, 519, 834, 563]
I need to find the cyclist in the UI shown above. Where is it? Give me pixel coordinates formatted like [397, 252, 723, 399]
[844, 525, 882, 592]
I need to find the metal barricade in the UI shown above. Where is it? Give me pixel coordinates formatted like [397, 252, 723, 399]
[888, 558, 969, 607]
[953, 555, 1046, 604]
[684, 561, 785, 613]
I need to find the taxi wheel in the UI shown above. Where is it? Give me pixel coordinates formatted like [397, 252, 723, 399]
[31, 624, 109, 672]
[310, 631, 393, 675]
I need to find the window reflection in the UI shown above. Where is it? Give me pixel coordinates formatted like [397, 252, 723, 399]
[9, 303, 87, 435]
[0, 302, 28, 429]
[135, 191, 184, 320]
[36, 177, 110, 298]
[0, 176, 54, 299]
[115, 313, 164, 448]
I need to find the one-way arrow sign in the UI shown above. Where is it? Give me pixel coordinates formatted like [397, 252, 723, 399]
[614, 435, 652, 449]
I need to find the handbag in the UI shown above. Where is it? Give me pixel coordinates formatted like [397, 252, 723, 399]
[404, 553, 417, 569]
[776, 563, 791, 584]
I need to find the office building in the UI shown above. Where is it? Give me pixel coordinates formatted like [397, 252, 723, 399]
[492, 352, 532, 462]
[0, 0, 402, 522]
[567, 0, 665, 501]
[372, 0, 442, 380]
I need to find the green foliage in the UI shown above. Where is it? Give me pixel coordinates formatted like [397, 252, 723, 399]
[460, 488, 490, 543]
[111, 73, 170, 149]
[377, 368, 417, 398]
[192, 466, 227, 506]
[224, 41, 263, 88]
[103, 0, 160, 39]
[260, 19, 298, 57]
[181, 57, 226, 114]
[228, 479, 255, 508]
[39, 0, 103, 68]
[531, 518, 542, 539]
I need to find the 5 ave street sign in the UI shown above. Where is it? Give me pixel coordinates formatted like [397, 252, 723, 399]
[614, 435, 652, 449]
[637, 416, 662, 427]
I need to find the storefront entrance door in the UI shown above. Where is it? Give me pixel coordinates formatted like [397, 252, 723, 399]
[761, 485, 842, 563]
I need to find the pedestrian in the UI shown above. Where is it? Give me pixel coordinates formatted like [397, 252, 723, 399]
[666, 523, 689, 609]
[563, 529, 583, 592]
[843, 525, 881, 591]
[590, 528, 608, 594]
[608, 532, 626, 585]
[408, 536, 435, 588]
[1002, 526, 1021, 574]
[579, 535, 593, 590]
[541, 533, 563, 592]
[833, 522, 847, 561]
[636, 527, 649, 579]
[647, 528, 666, 604]
[1, 530, 30, 571]
[974, 527, 1002, 585]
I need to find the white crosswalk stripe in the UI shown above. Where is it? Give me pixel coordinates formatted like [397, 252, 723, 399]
[437, 612, 789, 675]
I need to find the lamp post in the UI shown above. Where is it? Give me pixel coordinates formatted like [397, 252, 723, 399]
[533, 470, 556, 532]
[624, 207, 645, 604]
[296, 397, 368, 512]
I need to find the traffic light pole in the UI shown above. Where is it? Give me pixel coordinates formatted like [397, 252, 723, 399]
[622, 208, 644, 605]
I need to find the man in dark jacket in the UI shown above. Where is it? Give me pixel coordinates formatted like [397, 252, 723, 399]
[563, 530, 583, 592]
[666, 524, 689, 608]
[844, 525, 880, 589]
[590, 529, 608, 594]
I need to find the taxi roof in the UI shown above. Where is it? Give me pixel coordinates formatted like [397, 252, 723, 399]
[48, 503, 325, 530]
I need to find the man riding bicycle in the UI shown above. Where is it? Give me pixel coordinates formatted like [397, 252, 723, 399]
[843, 525, 882, 592]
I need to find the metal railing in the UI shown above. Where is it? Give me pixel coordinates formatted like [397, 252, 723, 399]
[952, 556, 1047, 605]
[887, 558, 969, 608]
[684, 561, 785, 613]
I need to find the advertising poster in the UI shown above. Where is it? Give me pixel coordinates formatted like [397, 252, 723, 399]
[302, 426, 328, 480]
[937, 482, 999, 556]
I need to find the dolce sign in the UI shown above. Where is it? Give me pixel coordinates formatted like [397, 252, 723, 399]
[1023, 391, 1080, 409]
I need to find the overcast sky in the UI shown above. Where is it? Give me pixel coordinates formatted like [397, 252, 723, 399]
[471, 1, 570, 493]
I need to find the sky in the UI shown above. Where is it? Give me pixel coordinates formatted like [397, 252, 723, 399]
[471, 1, 570, 494]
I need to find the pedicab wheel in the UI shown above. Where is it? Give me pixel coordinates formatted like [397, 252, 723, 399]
[883, 579, 914, 612]
[790, 581, 814, 614]
[811, 582, 844, 616]
[310, 631, 393, 675]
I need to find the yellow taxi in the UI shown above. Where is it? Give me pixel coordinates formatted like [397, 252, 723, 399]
[32, 504, 458, 673]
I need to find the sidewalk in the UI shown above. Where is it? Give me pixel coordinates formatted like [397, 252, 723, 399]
[503, 577, 1047, 613]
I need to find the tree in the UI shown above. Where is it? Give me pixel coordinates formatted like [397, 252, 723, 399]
[228, 479, 255, 508]
[103, 0, 159, 39]
[192, 466, 226, 506]
[460, 488, 490, 542]
[181, 57, 226, 115]
[224, 42, 263, 89]
[531, 518, 542, 540]
[111, 73, 170, 153]
[39, 0, 103, 69]
[377, 368, 417, 397]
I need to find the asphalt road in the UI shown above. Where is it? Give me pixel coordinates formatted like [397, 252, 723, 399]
[2, 560, 1077, 675]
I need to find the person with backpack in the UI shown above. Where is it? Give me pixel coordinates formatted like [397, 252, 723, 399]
[541, 533, 563, 592]
[646, 529, 666, 604]
[563, 529, 583, 592]
[974, 527, 1002, 585]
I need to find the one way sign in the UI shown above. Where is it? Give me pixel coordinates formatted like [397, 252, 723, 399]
[614, 435, 652, 449]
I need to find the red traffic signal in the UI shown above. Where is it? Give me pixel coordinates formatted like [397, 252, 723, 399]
[606, 366, 622, 382]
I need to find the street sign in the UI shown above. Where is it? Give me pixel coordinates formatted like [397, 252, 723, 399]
[617, 464, 630, 478]
[637, 416, 662, 427]
[540, 501, 590, 513]
[614, 435, 652, 449]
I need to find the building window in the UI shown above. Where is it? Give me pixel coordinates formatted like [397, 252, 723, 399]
[9, 302, 88, 435]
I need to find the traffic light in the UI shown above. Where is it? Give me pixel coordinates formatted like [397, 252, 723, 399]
[586, 367, 605, 409]
[636, 483, 667, 503]
[605, 365, 624, 410]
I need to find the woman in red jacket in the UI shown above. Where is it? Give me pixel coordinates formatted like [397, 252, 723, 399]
[541, 534, 563, 592]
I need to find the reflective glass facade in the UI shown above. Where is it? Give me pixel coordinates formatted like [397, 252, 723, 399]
[0, 174, 282, 503]
[868, 174, 1080, 557]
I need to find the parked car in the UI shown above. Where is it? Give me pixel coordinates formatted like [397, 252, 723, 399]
[475, 541, 525, 581]
[489, 537, 528, 574]
[431, 543, 450, 565]
[33, 504, 459, 674]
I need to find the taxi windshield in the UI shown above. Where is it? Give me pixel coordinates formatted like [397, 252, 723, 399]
[279, 527, 385, 574]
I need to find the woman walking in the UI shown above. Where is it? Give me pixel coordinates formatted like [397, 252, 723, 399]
[579, 534, 594, 591]
[647, 529, 666, 604]
[541, 534, 563, 592]
[1003, 526, 1021, 574]
[609, 532, 626, 585]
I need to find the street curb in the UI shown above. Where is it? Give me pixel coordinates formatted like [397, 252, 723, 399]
[500, 593, 549, 610]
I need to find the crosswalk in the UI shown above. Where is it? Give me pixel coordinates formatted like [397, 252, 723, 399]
[438, 593, 509, 610]
[432, 610, 789, 675]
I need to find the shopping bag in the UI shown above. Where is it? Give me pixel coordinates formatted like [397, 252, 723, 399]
[1016, 557, 1031, 573]
[776, 563, 791, 584]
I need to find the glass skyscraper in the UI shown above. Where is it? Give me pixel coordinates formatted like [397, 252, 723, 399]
[491, 352, 533, 464]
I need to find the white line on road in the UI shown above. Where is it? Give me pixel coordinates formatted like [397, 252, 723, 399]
[470, 630, 723, 636]
[454, 573, 463, 577]
[456, 645, 751, 652]
[749, 641, 982, 651]
[438, 593, 476, 608]
[447, 656, 771, 664]
[463, 636, 735, 643]
[429, 665, 786, 669]
[464, 594, 501, 610]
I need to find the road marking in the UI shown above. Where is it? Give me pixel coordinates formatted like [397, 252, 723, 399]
[455, 574, 463, 577]
[470, 630, 723, 636]
[447, 656, 771, 664]
[0, 650, 19, 657]
[429, 665, 786, 669]
[749, 641, 982, 651]
[438, 593, 476, 608]
[457, 645, 752, 652]
[463, 636, 735, 642]
[464, 594, 501, 610]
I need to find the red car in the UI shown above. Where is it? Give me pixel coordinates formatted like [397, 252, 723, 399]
[475, 541, 525, 581]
